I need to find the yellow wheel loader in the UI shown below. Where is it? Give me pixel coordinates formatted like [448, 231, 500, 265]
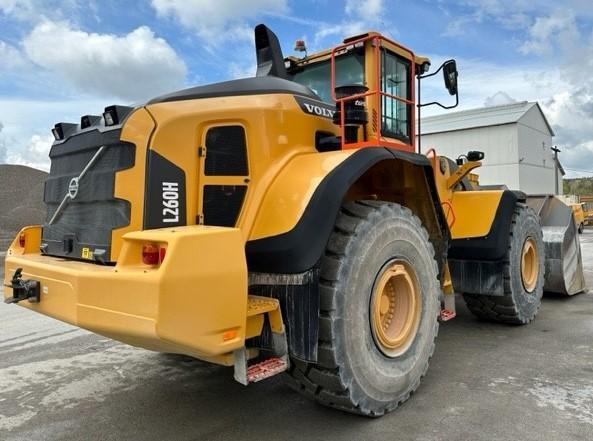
[570, 202, 585, 233]
[3, 25, 585, 416]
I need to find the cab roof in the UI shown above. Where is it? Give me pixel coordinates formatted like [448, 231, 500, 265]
[286, 31, 430, 70]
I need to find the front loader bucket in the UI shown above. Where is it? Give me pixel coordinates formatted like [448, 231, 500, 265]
[526, 195, 586, 295]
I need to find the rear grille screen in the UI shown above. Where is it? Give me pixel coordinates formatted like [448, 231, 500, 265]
[203, 185, 247, 227]
[204, 126, 248, 176]
[42, 130, 134, 262]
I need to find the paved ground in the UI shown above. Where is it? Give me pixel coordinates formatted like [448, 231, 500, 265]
[1, 233, 592, 441]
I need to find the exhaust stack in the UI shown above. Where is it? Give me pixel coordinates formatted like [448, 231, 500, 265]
[255, 24, 288, 79]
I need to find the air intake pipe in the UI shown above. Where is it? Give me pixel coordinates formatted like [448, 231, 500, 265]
[333, 85, 368, 144]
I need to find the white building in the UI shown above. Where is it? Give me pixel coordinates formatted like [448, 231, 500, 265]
[419, 102, 564, 195]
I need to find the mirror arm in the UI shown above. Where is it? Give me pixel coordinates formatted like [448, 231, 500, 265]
[417, 59, 459, 110]
[419, 92, 459, 110]
[418, 62, 446, 80]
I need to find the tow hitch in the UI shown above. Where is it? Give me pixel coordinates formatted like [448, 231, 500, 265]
[4, 268, 41, 304]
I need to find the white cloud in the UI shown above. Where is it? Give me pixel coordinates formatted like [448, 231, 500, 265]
[0, 0, 32, 18]
[22, 21, 187, 102]
[0, 40, 25, 70]
[313, 0, 394, 48]
[0, 0, 79, 22]
[439, 0, 593, 38]
[420, 55, 561, 115]
[525, 14, 593, 176]
[0, 97, 110, 171]
[313, 22, 368, 46]
[345, 0, 384, 23]
[150, 0, 290, 80]
[441, 0, 530, 36]
[435, 2, 593, 177]
[441, 15, 475, 37]
[519, 11, 579, 55]
[484, 91, 517, 107]
[422, 52, 593, 176]
[5, 133, 53, 171]
[229, 60, 255, 80]
[151, 0, 288, 42]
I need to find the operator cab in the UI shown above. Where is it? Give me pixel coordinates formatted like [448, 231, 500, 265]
[284, 30, 458, 152]
[286, 32, 424, 151]
[250, 24, 459, 152]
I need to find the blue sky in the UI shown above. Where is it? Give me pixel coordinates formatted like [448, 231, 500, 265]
[1, 0, 592, 176]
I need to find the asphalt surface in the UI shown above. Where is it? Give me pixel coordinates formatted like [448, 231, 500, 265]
[1, 233, 593, 441]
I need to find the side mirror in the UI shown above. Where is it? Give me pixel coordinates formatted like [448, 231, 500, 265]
[467, 150, 484, 162]
[417, 59, 459, 112]
[443, 60, 458, 96]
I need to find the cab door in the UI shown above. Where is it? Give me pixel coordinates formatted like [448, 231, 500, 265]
[380, 49, 414, 148]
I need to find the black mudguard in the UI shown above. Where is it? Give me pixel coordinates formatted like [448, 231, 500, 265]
[448, 190, 525, 296]
[246, 147, 449, 274]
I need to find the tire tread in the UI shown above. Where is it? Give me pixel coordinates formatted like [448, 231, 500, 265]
[287, 201, 439, 416]
[463, 204, 543, 325]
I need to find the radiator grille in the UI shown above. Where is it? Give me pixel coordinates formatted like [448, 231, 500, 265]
[205, 126, 248, 176]
[203, 185, 247, 227]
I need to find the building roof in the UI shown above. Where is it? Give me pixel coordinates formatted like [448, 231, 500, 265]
[420, 101, 555, 136]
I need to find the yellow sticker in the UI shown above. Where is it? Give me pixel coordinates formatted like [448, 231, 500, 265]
[81, 247, 93, 259]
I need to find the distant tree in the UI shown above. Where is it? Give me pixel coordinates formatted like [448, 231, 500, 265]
[563, 178, 593, 196]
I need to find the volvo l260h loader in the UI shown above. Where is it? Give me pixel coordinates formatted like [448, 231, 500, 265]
[4, 24, 585, 416]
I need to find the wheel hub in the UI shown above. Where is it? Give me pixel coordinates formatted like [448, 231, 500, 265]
[521, 237, 539, 293]
[370, 261, 421, 357]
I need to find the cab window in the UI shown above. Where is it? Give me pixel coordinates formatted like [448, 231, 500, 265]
[381, 50, 411, 144]
[292, 50, 365, 103]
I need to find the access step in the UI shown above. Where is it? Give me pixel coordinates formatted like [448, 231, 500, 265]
[247, 296, 280, 316]
[247, 357, 288, 383]
[234, 295, 289, 385]
[440, 308, 456, 321]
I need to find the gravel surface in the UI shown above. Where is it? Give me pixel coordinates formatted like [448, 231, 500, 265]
[0, 164, 47, 279]
[1, 231, 592, 441]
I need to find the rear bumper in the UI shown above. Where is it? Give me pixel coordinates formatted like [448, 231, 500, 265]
[3, 225, 248, 360]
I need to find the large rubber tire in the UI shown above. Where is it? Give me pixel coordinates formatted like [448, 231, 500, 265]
[578, 223, 584, 234]
[463, 204, 544, 325]
[287, 201, 441, 417]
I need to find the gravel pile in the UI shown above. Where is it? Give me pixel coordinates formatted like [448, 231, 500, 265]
[0, 164, 48, 277]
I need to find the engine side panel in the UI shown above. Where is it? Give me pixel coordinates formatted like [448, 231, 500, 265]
[144, 94, 338, 241]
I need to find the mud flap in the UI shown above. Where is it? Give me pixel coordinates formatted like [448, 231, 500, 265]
[527, 195, 586, 295]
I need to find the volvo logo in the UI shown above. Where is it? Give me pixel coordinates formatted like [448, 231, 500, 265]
[68, 177, 79, 199]
[303, 102, 335, 118]
[294, 96, 336, 120]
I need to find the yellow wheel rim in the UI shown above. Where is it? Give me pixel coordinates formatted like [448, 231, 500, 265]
[521, 237, 539, 293]
[370, 261, 421, 357]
